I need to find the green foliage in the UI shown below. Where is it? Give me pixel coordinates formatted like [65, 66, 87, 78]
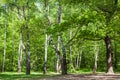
[0, 0, 120, 75]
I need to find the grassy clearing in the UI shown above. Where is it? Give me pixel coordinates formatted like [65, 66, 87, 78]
[0, 72, 60, 80]
[0, 70, 113, 80]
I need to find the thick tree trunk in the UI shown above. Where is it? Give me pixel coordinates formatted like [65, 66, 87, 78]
[57, 0, 67, 75]
[22, 4, 31, 75]
[26, 31, 30, 75]
[25, 18, 30, 75]
[60, 36, 67, 75]
[104, 36, 114, 74]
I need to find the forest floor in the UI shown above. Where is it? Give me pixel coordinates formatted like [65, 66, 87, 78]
[41, 74, 120, 80]
[1, 72, 120, 80]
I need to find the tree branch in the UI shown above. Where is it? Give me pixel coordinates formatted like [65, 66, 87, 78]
[65, 24, 81, 47]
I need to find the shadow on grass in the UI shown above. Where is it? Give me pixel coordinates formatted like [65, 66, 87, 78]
[0, 72, 60, 80]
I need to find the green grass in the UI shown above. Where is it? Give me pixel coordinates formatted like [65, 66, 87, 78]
[0, 70, 110, 80]
[0, 72, 60, 80]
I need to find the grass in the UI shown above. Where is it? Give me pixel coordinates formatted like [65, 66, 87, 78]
[0, 70, 116, 80]
[0, 72, 60, 80]
[0, 70, 93, 80]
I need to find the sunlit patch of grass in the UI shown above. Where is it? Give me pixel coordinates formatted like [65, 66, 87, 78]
[0, 72, 60, 80]
[68, 68, 93, 74]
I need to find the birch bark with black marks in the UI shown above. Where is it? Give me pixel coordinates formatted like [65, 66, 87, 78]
[49, 36, 63, 71]
[57, 0, 67, 75]
[43, 0, 51, 74]
[55, 0, 63, 74]
[56, 35, 61, 73]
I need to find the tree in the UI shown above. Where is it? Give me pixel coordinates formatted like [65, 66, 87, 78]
[2, 4, 7, 72]
[43, 0, 51, 74]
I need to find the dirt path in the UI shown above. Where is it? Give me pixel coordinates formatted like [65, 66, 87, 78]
[41, 74, 120, 80]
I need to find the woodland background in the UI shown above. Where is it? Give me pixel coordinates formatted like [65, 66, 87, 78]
[0, 0, 120, 75]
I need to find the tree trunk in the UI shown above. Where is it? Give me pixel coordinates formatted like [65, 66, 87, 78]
[56, 54, 59, 73]
[2, 19, 6, 72]
[69, 27, 75, 71]
[43, 0, 51, 74]
[49, 36, 63, 74]
[56, 36, 60, 73]
[18, 31, 23, 73]
[43, 34, 48, 74]
[22, 4, 31, 75]
[93, 42, 99, 74]
[77, 47, 82, 69]
[26, 28, 30, 75]
[60, 36, 67, 75]
[78, 49, 82, 68]
[11, 11, 15, 71]
[57, 0, 67, 75]
[104, 36, 114, 74]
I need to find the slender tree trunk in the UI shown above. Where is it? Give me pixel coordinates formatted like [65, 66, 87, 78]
[78, 48, 82, 68]
[17, 6, 21, 73]
[11, 11, 15, 71]
[18, 31, 23, 73]
[49, 36, 63, 71]
[93, 42, 99, 74]
[56, 36, 60, 73]
[18, 42, 21, 73]
[56, 51, 60, 73]
[56, 54, 59, 73]
[114, 39, 117, 69]
[43, 34, 48, 74]
[76, 48, 82, 69]
[104, 36, 114, 74]
[43, 0, 51, 74]
[70, 28, 72, 63]
[69, 27, 75, 71]
[2, 20, 6, 72]
[76, 53, 79, 68]
[69, 6, 73, 69]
